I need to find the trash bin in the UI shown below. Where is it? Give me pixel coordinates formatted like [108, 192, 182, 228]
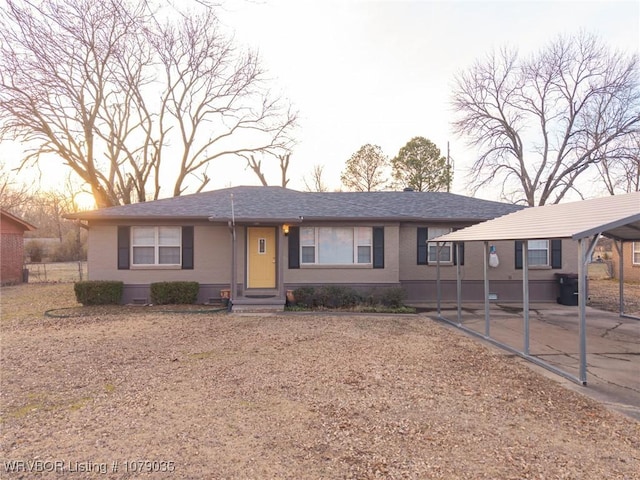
[555, 273, 579, 306]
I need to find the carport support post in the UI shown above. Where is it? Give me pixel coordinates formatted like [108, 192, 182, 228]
[522, 240, 530, 355]
[456, 242, 462, 324]
[578, 239, 587, 384]
[483, 241, 490, 337]
[436, 242, 442, 316]
[615, 240, 625, 316]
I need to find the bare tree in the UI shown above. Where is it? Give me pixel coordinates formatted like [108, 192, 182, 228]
[595, 131, 640, 194]
[0, 160, 32, 211]
[451, 31, 640, 205]
[340, 144, 389, 192]
[0, 0, 296, 208]
[244, 152, 292, 187]
[303, 164, 328, 192]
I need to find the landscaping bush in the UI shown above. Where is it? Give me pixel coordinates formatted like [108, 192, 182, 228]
[290, 285, 409, 311]
[318, 285, 361, 308]
[292, 285, 361, 309]
[291, 286, 317, 308]
[150, 281, 199, 305]
[74, 281, 123, 305]
[378, 286, 407, 308]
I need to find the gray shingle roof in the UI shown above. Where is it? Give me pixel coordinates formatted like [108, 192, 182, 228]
[66, 186, 523, 223]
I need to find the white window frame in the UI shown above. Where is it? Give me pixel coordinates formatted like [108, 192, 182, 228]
[427, 227, 453, 264]
[131, 226, 182, 266]
[527, 239, 550, 267]
[633, 242, 640, 265]
[300, 226, 373, 265]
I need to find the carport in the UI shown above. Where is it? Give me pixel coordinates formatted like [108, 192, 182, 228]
[434, 192, 640, 385]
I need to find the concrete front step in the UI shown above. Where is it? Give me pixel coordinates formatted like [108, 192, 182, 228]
[230, 296, 286, 313]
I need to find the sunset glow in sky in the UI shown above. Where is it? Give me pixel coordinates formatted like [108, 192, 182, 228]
[4, 0, 639, 202]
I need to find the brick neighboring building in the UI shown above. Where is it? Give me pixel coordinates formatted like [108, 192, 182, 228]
[1, 209, 36, 285]
[611, 242, 640, 283]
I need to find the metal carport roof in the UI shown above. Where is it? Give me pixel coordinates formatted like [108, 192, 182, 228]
[434, 191, 640, 243]
[431, 191, 640, 385]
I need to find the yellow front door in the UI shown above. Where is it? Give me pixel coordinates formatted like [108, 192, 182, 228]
[247, 227, 276, 288]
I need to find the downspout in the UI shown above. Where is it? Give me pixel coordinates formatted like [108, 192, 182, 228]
[229, 194, 237, 310]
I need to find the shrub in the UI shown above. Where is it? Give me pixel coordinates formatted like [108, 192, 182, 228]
[51, 231, 87, 262]
[25, 240, 45, 262]
[290, 285, 408, 311]
[291, 285, 362, 309]
[378, 287, 407, 308]
[291, 286, 317, 308]
[150, 281, 199, 305]
[318, 285, 361, 308]
[74, 281, 123, 305]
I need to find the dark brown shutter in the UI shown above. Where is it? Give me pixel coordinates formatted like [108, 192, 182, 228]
[117, 226, 130, 270]
[551, 239, 562, 269]
[288, 226, 300, 269]
[515, 240, 523, 269]
[373, 227, 384, 268]
[182, 226, 194, 270]
[417, 227, 428, 265]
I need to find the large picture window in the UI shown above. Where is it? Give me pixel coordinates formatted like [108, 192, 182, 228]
[132, 226, 181, 266]
[300, 227, 372, 265]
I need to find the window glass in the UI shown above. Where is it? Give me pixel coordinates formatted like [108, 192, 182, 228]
[159, 227, 180, 245]
[357, 245, 371, 263]
[528, 240, 549, 266]
[133, 227, 155, 245]
[301, 227, 315, 245]
[633, 242, 640, 264]
[300, 227, 373, 265]
[131, 226, 181, 265]
[159, 246, 180, 264]
[427, 227, 452, 263]
[301, 246, 315, 263]
[133, 246, 155, 264]
[318, 227, 353, 264]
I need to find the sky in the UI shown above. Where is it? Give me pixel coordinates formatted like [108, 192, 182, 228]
[3, 0, 640, 204]
[214, 0, 640, 198]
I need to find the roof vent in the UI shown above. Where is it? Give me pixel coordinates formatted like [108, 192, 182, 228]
[403, 187, 414, 192]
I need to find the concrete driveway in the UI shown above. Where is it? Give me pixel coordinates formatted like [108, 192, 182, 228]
[419, 303, 640, 421]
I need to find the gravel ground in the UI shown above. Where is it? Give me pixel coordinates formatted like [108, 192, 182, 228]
[1, 282, 639, 479]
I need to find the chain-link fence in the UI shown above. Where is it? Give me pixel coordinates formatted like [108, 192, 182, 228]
[23, 261, 87, 283]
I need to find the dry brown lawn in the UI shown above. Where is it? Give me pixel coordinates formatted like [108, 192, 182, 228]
[1, 282, 639, 479]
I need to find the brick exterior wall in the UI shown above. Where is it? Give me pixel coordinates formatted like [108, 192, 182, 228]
[1, 232, 25, 285]
[611, 242, 640, 283]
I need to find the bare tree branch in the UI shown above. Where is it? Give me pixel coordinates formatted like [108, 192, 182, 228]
[0, 0, 297, 207]
[303, 164, 328, 192]
[451, 31, 640, 205]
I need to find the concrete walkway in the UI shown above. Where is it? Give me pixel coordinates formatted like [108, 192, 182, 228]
[417, 303, 640, 421]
